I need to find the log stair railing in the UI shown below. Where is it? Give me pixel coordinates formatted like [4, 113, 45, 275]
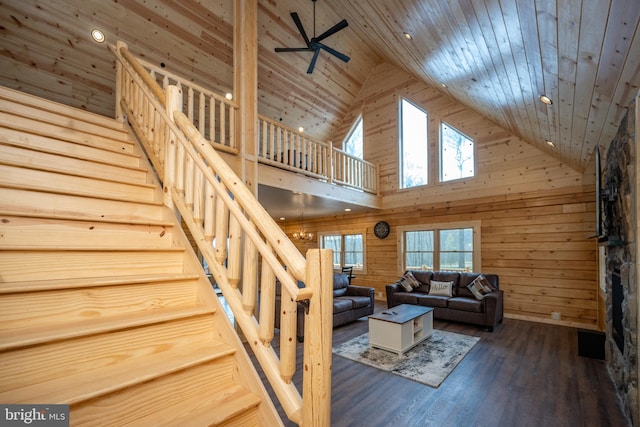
[111, 41, 334, 426]
[0, 86, 283, 425]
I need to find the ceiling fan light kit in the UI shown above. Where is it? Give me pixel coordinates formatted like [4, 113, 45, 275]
[275, 0, 350, 74]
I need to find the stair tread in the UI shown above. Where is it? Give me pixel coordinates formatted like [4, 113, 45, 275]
[155, 384, 261, 427]
[0, 165, 159, 204]
[0, 143, 149, 186]
[0, 86, 127, 131]
[3, 338, 236, 405]
[0, 211, 175, 229]
[0, 305, 216, 351]
[0, 126, 141, 167]
[0, 273, 202, 293]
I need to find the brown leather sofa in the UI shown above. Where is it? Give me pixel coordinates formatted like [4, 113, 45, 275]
[386, 271, 503, 332]
[275, 272, 375, 342]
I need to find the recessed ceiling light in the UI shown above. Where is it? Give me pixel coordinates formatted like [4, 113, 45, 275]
[91, 29, 105, 43]
[539, 95, 553, 105]
[441, 83, 448, 88]
[279, 217, 285, 221]
[344, 208, 351, 212]
[403, 32, 413, 40]
[298, 126, 304, 133]
[546, 140, 555, 147]
[225, 92, 233, 100]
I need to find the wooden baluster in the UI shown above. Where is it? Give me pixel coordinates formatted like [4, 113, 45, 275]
[258, 260, 275, 346]
[220, 99, 226, 147]
[279, 288, 297, 384]
[164, 85, 182, 210]
[242, 237, 257, 315]
[193, 166, 204, 225]
[209, 95, 216, 144]
[214, 195, 228, 265]
[229, 105, 235, 150]
[185, 153, 194, 209]
[187, 86, 194, 122]
[204, 180, 215, 243]
[227, 215, 242, 286]
[198, 91, 205, 136]
[175, 143, 185, 195]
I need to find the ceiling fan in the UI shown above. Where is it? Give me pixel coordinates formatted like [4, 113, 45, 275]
[274, 0, 350, 74]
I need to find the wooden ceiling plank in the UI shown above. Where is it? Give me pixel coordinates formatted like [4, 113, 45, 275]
[570, 0, 611, 169]
[501, 0, 546, 150]
[555, 0, 583, 165]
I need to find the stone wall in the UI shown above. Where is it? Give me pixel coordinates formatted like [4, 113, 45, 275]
[603, 101, 638, 425]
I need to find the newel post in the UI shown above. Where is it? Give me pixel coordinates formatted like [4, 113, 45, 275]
[302, 249, 333, 426]
[164, 85, 182, 211]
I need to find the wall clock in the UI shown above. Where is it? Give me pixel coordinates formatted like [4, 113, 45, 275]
[374, 221, 390, 239]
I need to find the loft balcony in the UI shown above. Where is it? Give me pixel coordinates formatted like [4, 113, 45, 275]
[142, 59, 381, 216]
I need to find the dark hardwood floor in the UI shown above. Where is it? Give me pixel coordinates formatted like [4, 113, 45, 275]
[246, 301, 629, 427]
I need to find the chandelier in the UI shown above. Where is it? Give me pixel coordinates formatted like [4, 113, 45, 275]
[292, 230, 314, 240]
[287, 211, 314, 241]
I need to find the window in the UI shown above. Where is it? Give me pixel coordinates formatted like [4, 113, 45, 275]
[320, 232, 365, 271]
[398, 222, 480, 273]
[400, 98, 428, 188]
[440, 122, 474, 181]
[343, 115, 363, 159]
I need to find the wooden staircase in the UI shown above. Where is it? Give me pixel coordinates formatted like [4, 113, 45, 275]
[0, 87, 282, 426]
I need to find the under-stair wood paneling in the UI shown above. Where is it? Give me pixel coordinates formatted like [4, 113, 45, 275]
[0, 87, 282, 426]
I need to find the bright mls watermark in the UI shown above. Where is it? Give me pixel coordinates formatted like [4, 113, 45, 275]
[1, 405, 69, 426]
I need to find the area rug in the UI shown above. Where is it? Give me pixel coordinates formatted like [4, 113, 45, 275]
[332, 330, 479, 388]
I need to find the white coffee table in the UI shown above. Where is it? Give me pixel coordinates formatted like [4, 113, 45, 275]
[368, 304, 433, 355]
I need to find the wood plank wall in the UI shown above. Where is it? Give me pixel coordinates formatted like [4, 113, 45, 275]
[287, 62, 600, 330]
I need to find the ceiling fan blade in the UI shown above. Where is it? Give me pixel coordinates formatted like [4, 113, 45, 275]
[318, 43, 350, 63]
[313, 19, 348, 43]
[307, 49, 321, 74]
[275, 47, 314, 52]
[290, 12, 310, 46]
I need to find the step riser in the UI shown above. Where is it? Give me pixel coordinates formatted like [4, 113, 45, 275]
[0, 250, 185, 281]
[0, 315, 223, 402]
[0, 164, 158, 204]
[0, 143, 148, 184]
[0, 279, 199, 331]
[0, 127, 141, 168]
[0, 216, 174, 249]
[0, 188, 166, 222]
[71, 357, 242, 426]
[0, 111, 134, 153]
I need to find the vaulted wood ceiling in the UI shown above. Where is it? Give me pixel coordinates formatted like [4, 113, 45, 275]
[1, 0, 638, 175]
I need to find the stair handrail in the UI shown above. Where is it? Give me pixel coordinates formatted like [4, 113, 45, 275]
[110, 41, 333, 426]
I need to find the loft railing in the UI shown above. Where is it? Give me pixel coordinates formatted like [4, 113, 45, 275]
[140, 59, 238, 154]
[137, 60, 378, 195]
[110, 41, 333, 427]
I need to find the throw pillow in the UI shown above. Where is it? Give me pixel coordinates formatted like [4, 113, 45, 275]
[398, 277, 414, 292]
[398, 271, 421, 292]
[428, 280, 454, 297]
[467, 276, 491, 300]
[477, 274, 496, 292]
[403, 271, 422, 290]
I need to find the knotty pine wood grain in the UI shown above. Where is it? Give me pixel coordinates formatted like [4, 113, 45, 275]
[285, 184, 598, 328]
